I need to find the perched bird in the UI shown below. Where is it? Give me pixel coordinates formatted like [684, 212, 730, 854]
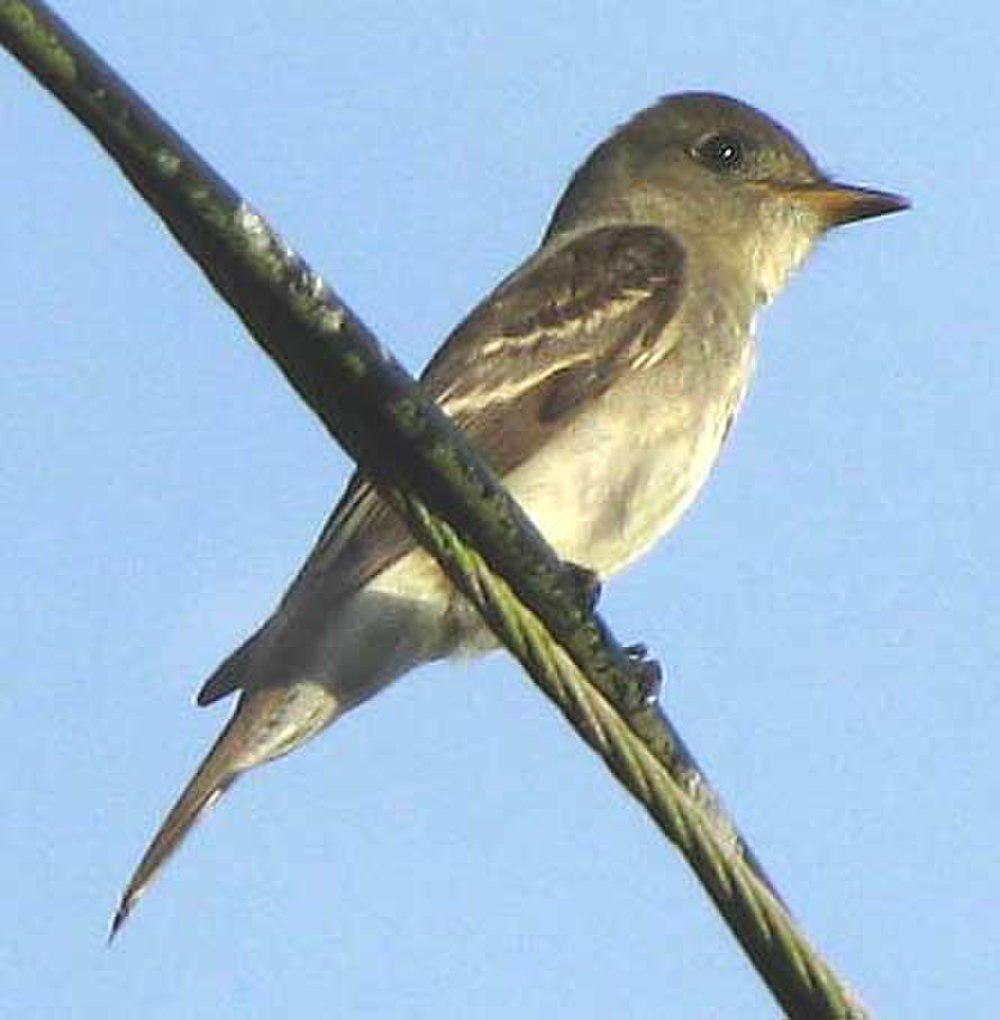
[110, 92, 907, 936]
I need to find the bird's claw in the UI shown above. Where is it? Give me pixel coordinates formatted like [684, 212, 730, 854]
[623, 642, 663, 706]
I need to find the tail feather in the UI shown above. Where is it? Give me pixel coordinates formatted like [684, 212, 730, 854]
[196, 631, 257, 707]
[109, 710, 246, 941]
[109, 683, 339, 941]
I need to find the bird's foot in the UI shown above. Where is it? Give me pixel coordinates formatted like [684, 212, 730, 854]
[623, 642, 664, 707]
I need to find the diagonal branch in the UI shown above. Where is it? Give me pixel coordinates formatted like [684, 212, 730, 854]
[1, 3, 866, 1015]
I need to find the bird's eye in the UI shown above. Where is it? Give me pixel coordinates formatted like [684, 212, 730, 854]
[693, 133, 746, 172]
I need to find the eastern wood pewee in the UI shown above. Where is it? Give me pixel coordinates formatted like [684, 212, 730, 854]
[111, 92, 908, 936]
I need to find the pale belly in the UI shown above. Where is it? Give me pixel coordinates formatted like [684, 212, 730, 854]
[502, 374, 740, 579]
[360, 328, 754, 667]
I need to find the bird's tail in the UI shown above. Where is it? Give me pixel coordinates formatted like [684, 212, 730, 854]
[109, 682, 338, 941]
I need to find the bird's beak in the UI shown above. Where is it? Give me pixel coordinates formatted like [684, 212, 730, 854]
[788, 181, 911, 227]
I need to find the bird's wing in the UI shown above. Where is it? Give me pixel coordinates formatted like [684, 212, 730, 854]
[310, 224, 686, 594]
[198, 224, 685, 705]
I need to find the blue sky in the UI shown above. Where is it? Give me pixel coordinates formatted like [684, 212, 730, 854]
[2, 3, 996, 1017]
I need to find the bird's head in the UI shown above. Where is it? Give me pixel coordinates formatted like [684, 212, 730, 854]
[547, 92, 909, 304]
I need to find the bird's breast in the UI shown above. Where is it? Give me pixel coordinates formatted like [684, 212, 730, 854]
[504, 314, 755, 579]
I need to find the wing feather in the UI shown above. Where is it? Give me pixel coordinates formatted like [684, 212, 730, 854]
[293, 224, 685, 601]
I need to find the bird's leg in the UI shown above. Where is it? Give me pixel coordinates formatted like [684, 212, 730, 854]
[560, 561, 602, 614]
[560, 561, 663, 709]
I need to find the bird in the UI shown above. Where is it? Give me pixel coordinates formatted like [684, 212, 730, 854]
[110, 91, 908, 937]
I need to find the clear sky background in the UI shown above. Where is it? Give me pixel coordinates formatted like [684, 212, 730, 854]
[2, 3, 995, 1017]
